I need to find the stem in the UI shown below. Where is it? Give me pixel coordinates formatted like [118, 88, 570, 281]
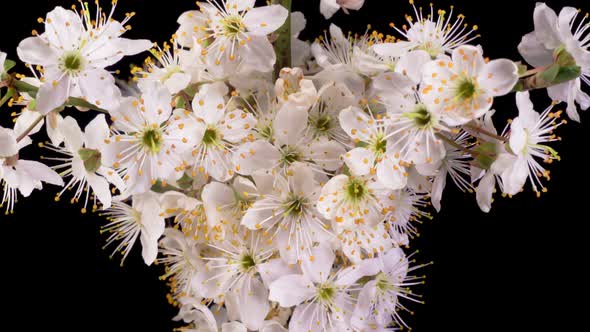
[463, 123, 508, 142]
[0, 88, 15, 108]
[16, 114, 44, 142]
[272, 0, 292, 80]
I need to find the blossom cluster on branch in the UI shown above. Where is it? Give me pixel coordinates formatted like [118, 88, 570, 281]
[0, 1, 588, 331]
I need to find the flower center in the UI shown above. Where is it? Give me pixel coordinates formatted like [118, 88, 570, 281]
[404, 104, 433, 128]
[346, 178, 368, 202]
[202, 127, 220, 146]
[283, 194, 306, 216]
[317, 283, 336, 304]
[60, 51, 84, 74]
[371, 135, 387, 156]
[375, 272, 394, 292]
[239, 254, 256, 271]
[162, 65, 183, 82]
[417, 41, 442, 59]
[141, 128, 163, 154]
[258, 124, 274, 141]
[455, 77, 478, 101]
[280, 146, 301, 166]
[313, 115, 332, 134]
[221, 15, 245, 37]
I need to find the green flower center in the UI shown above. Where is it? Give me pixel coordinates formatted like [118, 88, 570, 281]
[372, 135, 387, 156]
[162, 65, 182, 82]
[222, 15, 245, 37]
[375, 272, 394, 292]
[202, 127, 220, 146]
[455, 77, 478, 101]
[404, 104, 433, 128]
[61, 51, 84, 73]
[258, 124, 274, 141]
[283, 195, 306, 217]
[417, 41, 442, 59]
[313, 115, 332, 134]
[280, 146, 301, 166]
[240, 254, 256, 271]
[317, 283, 336, 304]
[346, 178, 368, 202]
[141, 128, 163, 154]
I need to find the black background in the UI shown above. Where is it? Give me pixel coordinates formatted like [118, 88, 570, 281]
[1, 0, 589, 330]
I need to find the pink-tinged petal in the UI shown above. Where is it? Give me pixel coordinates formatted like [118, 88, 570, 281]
[320, 0, 341, 19]
[269, 274, 315, 307]
[533, 3, 561, 49]
[44, 7, 84, 51]
[518, 32, 553, 68]
[17, 37, 57, 66]
[479, 59, 519, 97]
[244, 5, 289, 36]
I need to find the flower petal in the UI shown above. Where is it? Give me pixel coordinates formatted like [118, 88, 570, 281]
[269, 274, 315, 307]
[244, 5, 289, 36]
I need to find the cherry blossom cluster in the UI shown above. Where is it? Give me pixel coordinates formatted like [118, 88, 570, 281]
[0, 1, 587, 331]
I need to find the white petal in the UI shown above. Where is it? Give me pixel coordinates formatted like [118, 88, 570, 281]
[233, 140, 280, 175]
[0, 127, 18, 158]
[452, 45, 485, 77]
[269, 274, 315, 307]
[476, 172, 495, 213]
[431, 168, 447, 212]
[339, 106, 373, 142]
[192, 82, 228, 124]
[239, 278, 270, 331]
[376, 154, 408, 190]
[163, 72, 191, 95]
[241, 36, 276, 72]
[273, 106, 308, 147]
[244, 5, 289, 36]
[14, 110, 44, 138]
[320, 0, 341, 19]
[59, 116, 84, 151]
[44, 7, 83, 51]
[16, 37, 57, 66]
[301, 245, 335, 284]
[35, 75, 70, 115]
[479, 59, 518, 96]
[533, 3, 561, 49]
[396, 50, 432, 84]
[257, 258, 300, 288]
[343, 147, 374, 176]
[86, 173, 112, 209]
[222, 322, 247, 332]
[84, 114, 110, 150]
[518, 32, 553, 68]
[18, 160, 64, 187]
[372, 41, 415, 58]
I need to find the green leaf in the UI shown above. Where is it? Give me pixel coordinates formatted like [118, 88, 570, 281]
[539, 64, 560, 83]
[3, 59, 16, 73]
[78, 148, 102, 173]
[554, 65, 582, 84]
[177, 173, 194, 190]
[473, 142, 498, 170]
